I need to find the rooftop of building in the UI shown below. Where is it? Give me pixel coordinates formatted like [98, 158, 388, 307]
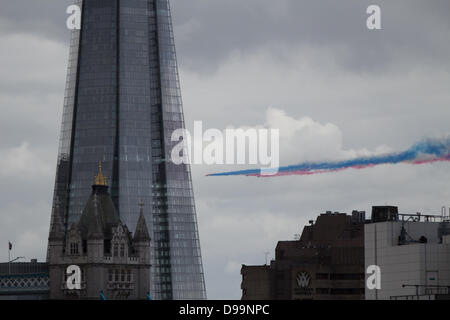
[297, 211, 364, 245]
[271, 212, 365, 264]
[50, 162, 150, 243]
[368, 205, 450, 224]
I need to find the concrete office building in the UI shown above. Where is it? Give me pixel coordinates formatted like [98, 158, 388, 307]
[365, 206, 450, 300]
[241, 211, 366, 300]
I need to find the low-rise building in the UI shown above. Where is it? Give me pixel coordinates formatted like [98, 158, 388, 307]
[241, 211, 366, 300]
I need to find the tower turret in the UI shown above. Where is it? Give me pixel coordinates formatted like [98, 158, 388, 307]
[133, 202, 151, 298]
[48, 200, 65, 264]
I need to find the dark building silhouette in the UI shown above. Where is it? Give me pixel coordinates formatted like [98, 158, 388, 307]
[241, 212, 365, 300]
[371, 206, 399, 223]
[48, 0, 206, 299]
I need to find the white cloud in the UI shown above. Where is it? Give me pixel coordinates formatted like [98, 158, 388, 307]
[183, 43, 450, 299]
[181, 44, 450, 153]
[264, 107, 392, 165]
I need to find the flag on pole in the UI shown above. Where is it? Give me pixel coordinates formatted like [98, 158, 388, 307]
[8, 242, 12, 251]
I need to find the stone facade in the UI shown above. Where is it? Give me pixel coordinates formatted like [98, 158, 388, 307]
[48, 167, 151, 300]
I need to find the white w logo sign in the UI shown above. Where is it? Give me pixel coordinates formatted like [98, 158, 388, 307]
[296, 272, 310, 288]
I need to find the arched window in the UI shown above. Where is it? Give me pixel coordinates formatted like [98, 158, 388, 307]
[113, 243, 119, 257]
[120, 243, 125, 257]
[70, 242, 79, 255]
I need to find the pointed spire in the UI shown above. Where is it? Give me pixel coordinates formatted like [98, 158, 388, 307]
[78, 178, 120, 240]
[94, 161, 107, 186]
[139, 200, 144, 215]
[49, 199, 65, 240]
[134, 201, 150, 242]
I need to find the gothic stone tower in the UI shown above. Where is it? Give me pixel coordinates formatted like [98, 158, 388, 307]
[48, 166, 151, 300]
[48, 0, 206, 299]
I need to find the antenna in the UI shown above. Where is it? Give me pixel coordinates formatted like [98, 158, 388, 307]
[264, 251, 270, 265]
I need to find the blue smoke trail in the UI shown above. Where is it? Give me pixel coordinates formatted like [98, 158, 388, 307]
[207, 137, 450, 177]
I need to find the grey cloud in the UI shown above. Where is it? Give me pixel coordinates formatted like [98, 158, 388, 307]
[0, 0, 449, 299]
[0, 0, 72, 42]
[172, 0, 450, 73]
[2, 1, 449, 74]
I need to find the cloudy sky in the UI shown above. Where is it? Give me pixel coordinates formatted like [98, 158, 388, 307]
[0, 0, 449, 299]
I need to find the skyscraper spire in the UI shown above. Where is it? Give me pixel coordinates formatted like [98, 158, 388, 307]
[47, 0, 206, 299]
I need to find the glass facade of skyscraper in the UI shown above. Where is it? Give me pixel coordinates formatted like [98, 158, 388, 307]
[48, 0, 206, 300]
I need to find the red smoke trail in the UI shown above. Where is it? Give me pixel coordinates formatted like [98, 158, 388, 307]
[249, 155, 450, 178]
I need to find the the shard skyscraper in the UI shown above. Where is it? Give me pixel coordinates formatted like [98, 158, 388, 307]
[48, 0, 206, 300]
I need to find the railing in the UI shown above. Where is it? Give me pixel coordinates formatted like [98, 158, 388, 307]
[107, 282, 134, 290]
[398, 213, 450, 223]
[391, 285, 450, 300]
[103, 255, 139, 263]
[390, 295, 434, 300]
[0, 274, 49, 292]
[425, 287, 449, 295]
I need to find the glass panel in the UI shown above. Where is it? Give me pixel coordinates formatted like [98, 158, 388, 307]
[48, 0, 206, 300]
